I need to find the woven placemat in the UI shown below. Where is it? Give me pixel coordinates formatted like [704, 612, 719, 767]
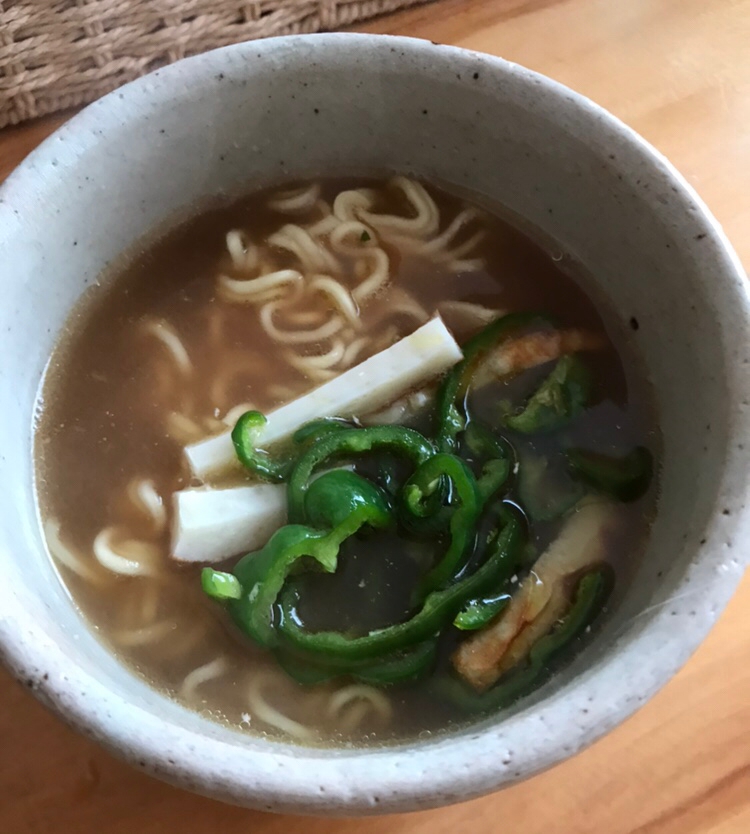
[0, 0, 434, 128]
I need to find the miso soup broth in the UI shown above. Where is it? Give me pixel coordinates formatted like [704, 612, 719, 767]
[35, 177, 659, 746]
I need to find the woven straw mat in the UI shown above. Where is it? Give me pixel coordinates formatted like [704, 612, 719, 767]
[0, 0, 435, 128]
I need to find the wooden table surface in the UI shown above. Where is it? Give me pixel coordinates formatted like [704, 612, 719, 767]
[2, 0, 750, 831]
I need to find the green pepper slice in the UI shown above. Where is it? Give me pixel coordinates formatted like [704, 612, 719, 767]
[453, 593, 510, 631]
[400, 453, 483, 594]
[293, 417, 353, 446]
[231, 411, 291, 482]
[287, 425, 435, 523]
[503, 355, 590, 434]
[200, 569, 241, 601]
[202, 472, 393, 648]
[276, 639, 439, 686]
[232, 413, 355, 483]
[353, 639, 439, 685]
[435, 313, 544, 452]
[452, 502, 526, 629]
[435, 566, 612, 712]
[566, 446, 653, 501]
[277, 514, 524, 661]
[304, 469, 393, 530]
[463, 421, 514, 501]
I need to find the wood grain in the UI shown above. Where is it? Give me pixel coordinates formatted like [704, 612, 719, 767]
[2, 1, 750, 830]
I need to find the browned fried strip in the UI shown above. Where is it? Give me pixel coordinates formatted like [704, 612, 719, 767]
[452, 498, 620, 692]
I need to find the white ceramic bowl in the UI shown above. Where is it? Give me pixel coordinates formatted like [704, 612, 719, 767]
[0, 34, 748, 815]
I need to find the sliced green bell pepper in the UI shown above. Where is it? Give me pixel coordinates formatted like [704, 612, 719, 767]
[202, 471, 393, 648]
[452, 502, 525, 629]
[304, 469, 393, 530]
[503, 354, 590, 434]
[232, 413, 355, 483]
[287, 425, 435, 523]
[277, 514, 524, 661]
[435, 566, 612, 712]
[566, 445, 653, 501]
[231, 410, 291, 482]
[434, 313, 543, 452]
[276, 638, 439, 686]
[463, 421, 513, 501]
[293, 417, 353, 446]
[200, 569, 241, 601]
[453, 593, 510, 631]
[399, 453, 483, 594]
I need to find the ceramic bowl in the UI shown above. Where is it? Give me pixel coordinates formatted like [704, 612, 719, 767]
[0, 34, 748, 815]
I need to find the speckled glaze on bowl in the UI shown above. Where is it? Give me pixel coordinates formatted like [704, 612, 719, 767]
[0, 34, 748, 815]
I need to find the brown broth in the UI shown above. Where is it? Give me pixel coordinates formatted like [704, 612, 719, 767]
[35, 178, 658, 746]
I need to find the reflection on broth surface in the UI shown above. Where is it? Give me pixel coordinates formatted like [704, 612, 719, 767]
[36, 177, 659, 745]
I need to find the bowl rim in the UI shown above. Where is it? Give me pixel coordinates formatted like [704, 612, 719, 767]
[1, 31, 749, 815]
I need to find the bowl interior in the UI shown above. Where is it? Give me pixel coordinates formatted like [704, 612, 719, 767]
[0, 35, 748, 814]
